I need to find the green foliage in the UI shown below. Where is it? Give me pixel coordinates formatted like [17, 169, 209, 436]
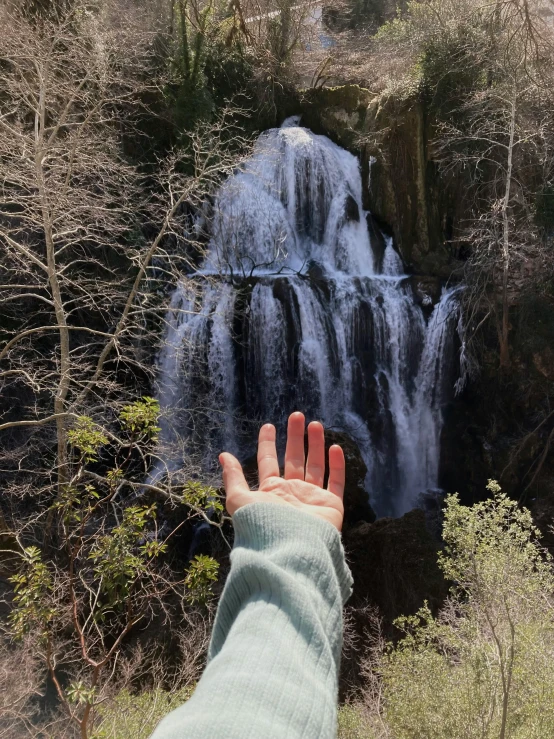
[375, 0, 489, 110]
[51, 484, 101, 525]
[184, 554, 219, 605]
[68, 416, 109, 462]
[337, 703, 378, 738]
[417, 29, 488, 113]
[89, 505, 164, 614]
[171, 81, 216, 132]
[348, 0, 389, 27]
[203, 45, 255, 109]
[438, 481, 553, 597]
[120, 397, 161, 440]
[67, 681, 97, 706]
[94, 686, 193, 739]
[7, 388, 212, 737]
[181, 480, 224, 515]
[168, 0, 256, 135]
[380, 485, 554, 739]
[9, 546, 54, 641]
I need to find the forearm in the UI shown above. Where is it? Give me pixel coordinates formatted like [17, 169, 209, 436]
[151, 502, 353, 739]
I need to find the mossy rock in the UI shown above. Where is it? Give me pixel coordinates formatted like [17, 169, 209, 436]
[302, 84, 374, 113]
[300, 85, 374, 149]
[301, 85, 465, 276]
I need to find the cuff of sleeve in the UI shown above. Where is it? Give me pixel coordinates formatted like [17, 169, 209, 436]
[232, 502, 353, 604]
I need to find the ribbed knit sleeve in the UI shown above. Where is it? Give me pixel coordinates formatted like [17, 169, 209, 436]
[150, 501, 353, 739]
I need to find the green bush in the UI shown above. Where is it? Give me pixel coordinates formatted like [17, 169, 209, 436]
[94, 686, 193, 739]
[338, 703, 380, 738]
[380, 484, 554, 739]
[375, 0, 489, 111]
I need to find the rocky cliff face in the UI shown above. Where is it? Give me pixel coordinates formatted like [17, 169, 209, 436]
[300, 84, 465, 278]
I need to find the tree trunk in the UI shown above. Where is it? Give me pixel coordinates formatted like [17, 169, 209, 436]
[499, 92, 516, 370]
[35, 65, 71, 486]
[178, 0, 191, 79]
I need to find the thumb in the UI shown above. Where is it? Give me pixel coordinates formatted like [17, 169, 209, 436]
[219, 452, 250, 515]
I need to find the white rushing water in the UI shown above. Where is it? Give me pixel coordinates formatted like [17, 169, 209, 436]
[152, 121, 459, 517]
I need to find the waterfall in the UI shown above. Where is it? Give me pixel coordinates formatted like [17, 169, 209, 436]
[152, 121, 459, 517]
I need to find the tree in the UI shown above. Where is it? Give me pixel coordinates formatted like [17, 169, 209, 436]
[432, 0, 554, 369]
[0, 0, 246, 503]
[380, 484, 554, 739]
[5, 400, 224, 739]
[364, 0, 554, 372]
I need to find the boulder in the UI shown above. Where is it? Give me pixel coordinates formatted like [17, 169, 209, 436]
[410, 275, 443, 307]
[344, 509, 447, 630]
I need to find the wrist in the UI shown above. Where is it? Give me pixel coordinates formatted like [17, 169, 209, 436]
[232, 502, 353, 604]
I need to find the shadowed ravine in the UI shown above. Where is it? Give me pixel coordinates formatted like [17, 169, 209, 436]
[152, 119, 460, 517]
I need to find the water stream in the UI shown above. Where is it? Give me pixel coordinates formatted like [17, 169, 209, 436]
[152, 119, 459, 517]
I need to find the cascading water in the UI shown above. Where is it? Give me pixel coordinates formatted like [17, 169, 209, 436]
[152, 119, 459, 518]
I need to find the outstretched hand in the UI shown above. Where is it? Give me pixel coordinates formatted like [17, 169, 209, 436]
[219, 412, 345, 531]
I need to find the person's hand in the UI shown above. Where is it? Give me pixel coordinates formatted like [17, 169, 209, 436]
[219, 411, 345, 531]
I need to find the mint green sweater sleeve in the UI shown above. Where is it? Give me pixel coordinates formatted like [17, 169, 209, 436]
[151, 502, 353, 739]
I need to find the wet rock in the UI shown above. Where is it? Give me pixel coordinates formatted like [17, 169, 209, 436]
[344, 194, 360, 222]
[410, 275, 442, 306]
[300, 86, 465, 276]
[366, 213, 387, 271]
[306, 260, 326, 282]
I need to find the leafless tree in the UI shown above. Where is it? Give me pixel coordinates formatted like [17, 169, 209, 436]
[0, 0, 248, 501]
[0, 3, 248, 735]
[433, 0, 554, 369]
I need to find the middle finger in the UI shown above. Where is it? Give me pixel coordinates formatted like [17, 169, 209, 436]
[284, 411, 306, 480]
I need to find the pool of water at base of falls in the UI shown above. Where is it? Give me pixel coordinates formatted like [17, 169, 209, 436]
[150, 118, 460, 519]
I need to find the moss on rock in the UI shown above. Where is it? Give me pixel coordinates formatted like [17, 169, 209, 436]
[300, 84, 373, 149]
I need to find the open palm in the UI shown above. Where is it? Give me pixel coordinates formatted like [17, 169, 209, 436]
[219, 412, 345, 531]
